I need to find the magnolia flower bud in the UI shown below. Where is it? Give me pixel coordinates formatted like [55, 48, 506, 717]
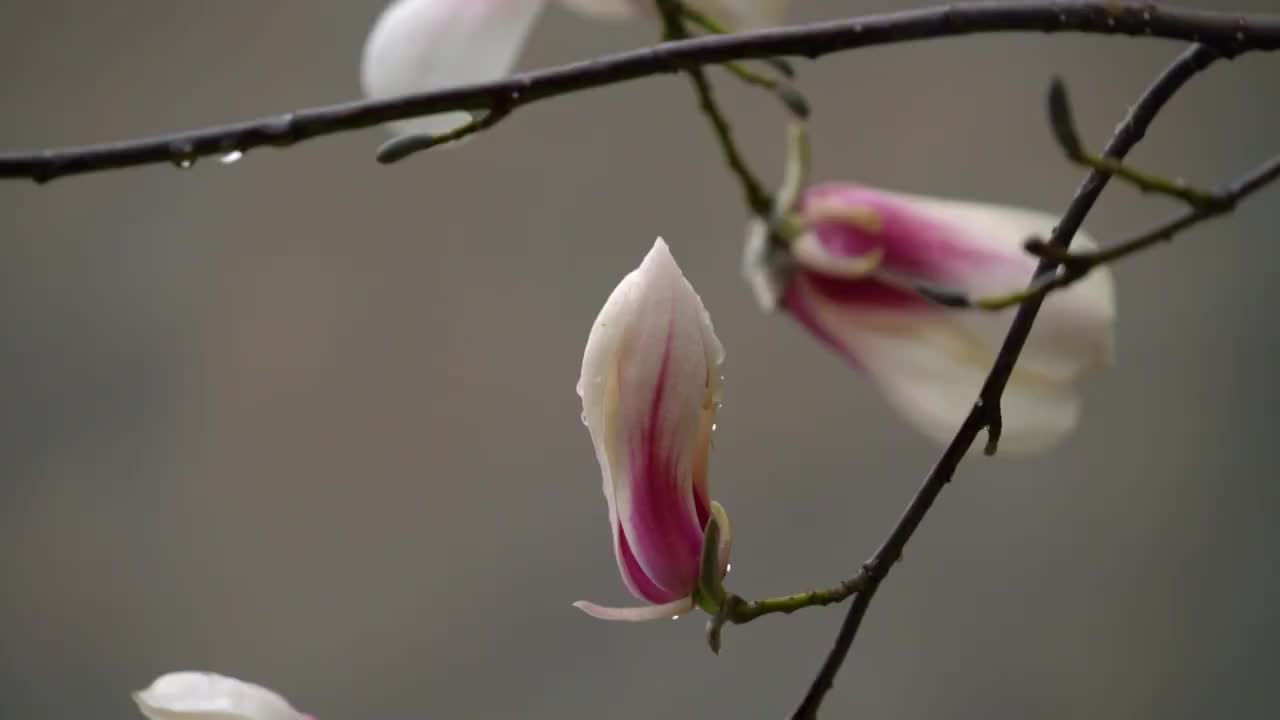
[745, 183, 1117, 454]
[574, 239, 731, 622]
[361, 0, 546, 135]
[558, 0, 791, 30]
[132, 672, 310, 720]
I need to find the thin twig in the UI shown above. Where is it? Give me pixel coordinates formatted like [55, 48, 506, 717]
[1047, 77, 1229, 209]
[2, 2, 1279, 182]
[675, 2, 809, 117]
[970, 151, 1280, 310]
[790, 43, 1225, 720]
[656, 0, 774, 216]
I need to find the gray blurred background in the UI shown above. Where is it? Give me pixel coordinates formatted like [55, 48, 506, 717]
[2, 1, 1278, 718]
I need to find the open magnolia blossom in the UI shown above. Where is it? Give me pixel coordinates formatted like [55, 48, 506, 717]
[745, 182, 1117, 455]
[575, 238, 731, 622]
[361, 0, 793, 135]
[133, 671, 311, 720]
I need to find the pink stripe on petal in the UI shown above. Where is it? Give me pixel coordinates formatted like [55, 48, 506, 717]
[616, 523, 675, 604]
[800, 184, 1026, 292]
[622, 330, 705, 600]
[782, 277, 868, 372]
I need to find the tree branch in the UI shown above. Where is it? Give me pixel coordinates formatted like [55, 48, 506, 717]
[2, 2, 1278, 182]
[656, 0, 774, 216]
[968, 151, 1280, 311]
[789, 42, 1225, 720]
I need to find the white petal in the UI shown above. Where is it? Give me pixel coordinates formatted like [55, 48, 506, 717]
[573, 596, 695, 622]
[132, 672, 306, 720]
[898, 193, 1118, 382]
[793, 279, 1084, 455]
[360, 0, 545, 136]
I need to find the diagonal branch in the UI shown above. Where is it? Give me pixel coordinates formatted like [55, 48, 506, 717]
[789, 42, 1225, 720]
[1, 2, 1279, 182]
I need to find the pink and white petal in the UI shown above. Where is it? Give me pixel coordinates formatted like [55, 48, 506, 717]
[796, 283, 1083, 454]
[573, 596, 694, 622]
[361, 0, 546, 136]
[607, 240, 722, 597]
[795, 185, 1117, 385]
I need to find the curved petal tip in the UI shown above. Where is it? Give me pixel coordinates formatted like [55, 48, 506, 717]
[573, 596, 694, 622]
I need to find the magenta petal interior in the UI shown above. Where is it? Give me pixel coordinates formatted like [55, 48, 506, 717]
[615, 326, 705, 603]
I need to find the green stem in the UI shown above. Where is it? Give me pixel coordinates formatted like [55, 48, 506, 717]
[656, 0, 774, 216]
[1071, 152, 1229, 209]
[728, 576, 868, 623]
[1048, 76, 1228, 210]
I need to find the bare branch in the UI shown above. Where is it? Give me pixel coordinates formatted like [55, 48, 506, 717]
[656, 0, 774, 216]
[789, 42, 1225, 720]
[1, 2, 1278, 182]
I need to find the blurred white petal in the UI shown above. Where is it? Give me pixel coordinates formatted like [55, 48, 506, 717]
[361, 0, 546, 136]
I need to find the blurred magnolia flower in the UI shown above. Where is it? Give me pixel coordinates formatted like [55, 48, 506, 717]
[361, 0, 792, 136]
[745, 183, 1117, 455]
[133, 671, 310, 720]
[574, 238, 731, 622]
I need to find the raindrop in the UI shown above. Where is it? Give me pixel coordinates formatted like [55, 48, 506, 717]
[1141, 10, 1151, 21]
[1106, 16, 1116, 27]
[725, 563, 733, 573]
[173, 156, 196, 169]
[220, 150, 244, 165]
[671, 615, 680, 621]
[1058, 13, 1067, 23]
[711, 423, 718, 432]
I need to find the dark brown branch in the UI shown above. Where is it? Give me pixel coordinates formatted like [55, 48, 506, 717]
[2, 2, 1279, 182]
[790, 43, 1225, 720]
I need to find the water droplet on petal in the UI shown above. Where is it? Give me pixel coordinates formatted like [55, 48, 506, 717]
[671, 615, 680, 621]
[220, 150, 244, 164]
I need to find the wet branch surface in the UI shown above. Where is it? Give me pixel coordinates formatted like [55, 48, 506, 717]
[2, 2, 1280, 182]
